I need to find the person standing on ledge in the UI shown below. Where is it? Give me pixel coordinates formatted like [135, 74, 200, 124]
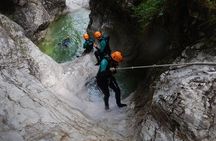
[82, 33, 95, 55]
[94, 31, 111, 65]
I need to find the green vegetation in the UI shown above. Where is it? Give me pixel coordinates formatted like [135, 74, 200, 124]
[133, 0, 216, 27]
[133, 0, 165, 26]
[206, 0, 216, 9]
[197, 0, 216, 29]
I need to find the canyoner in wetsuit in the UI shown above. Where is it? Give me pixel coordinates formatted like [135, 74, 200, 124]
[82, 33, 94, 55]
[96, 51, 127, 110]
[94, 31, 111, 65]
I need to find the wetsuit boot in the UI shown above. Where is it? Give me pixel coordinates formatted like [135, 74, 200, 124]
[118, 103, 127, 107]
[116, 91, 127, 108]
[104, 96, 110, 110]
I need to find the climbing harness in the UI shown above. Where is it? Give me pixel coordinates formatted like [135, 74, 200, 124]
[116, 62, 216, 70]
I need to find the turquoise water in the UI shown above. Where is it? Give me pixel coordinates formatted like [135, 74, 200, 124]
[39, 9, 90, 63]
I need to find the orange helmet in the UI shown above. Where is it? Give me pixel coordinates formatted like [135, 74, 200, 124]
[111, 51, 123, 63]
[83, 33, 89, 40]
[94, 31, 102, 39]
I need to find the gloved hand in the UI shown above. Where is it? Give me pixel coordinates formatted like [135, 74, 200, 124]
[94, 43, 99, 49]
[110, 67, 116, 72]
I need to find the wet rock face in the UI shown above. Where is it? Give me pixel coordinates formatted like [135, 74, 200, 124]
[7, 0, 66, 42]
[42, 0, 66, 15]
[13, 0, 50, 42]
[137, 43, 216, 141]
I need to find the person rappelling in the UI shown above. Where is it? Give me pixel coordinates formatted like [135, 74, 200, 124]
[94, 31, 111, 65]
[96, 51, 127, 110]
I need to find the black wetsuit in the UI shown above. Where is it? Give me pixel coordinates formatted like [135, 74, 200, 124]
[96, 57, 126, 109]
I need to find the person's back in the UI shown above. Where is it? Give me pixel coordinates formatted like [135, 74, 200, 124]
[96, 56, 112, 80]
[98, 35, 111, 57]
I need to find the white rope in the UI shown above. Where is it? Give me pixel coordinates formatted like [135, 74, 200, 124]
[116, 62, 216, 70]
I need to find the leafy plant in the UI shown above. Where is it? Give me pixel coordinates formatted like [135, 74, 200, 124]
[133, 0, 165, 26]
[206, 0, 216, 9]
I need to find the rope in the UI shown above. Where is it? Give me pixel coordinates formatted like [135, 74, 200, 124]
[116, 62, 216, 70]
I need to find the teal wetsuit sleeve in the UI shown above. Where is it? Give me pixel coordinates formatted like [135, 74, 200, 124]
[99, 39, 106, 53]
[83, 41, 87, 49]
[99, 59, 108, 72]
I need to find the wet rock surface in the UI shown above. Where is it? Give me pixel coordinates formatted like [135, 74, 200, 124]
[0, 14, 132, 141]
[131, 43, 216, 141]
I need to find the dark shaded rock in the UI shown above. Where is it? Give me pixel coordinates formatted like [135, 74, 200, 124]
[4, 0, 66, 42]
[0, 0, 16, 14]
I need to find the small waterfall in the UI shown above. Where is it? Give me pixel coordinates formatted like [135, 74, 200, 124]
[66, 0, 89, 11]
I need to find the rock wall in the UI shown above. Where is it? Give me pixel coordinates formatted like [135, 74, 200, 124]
[133, 40, 216, 141]
[0, 0, 66, 42]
